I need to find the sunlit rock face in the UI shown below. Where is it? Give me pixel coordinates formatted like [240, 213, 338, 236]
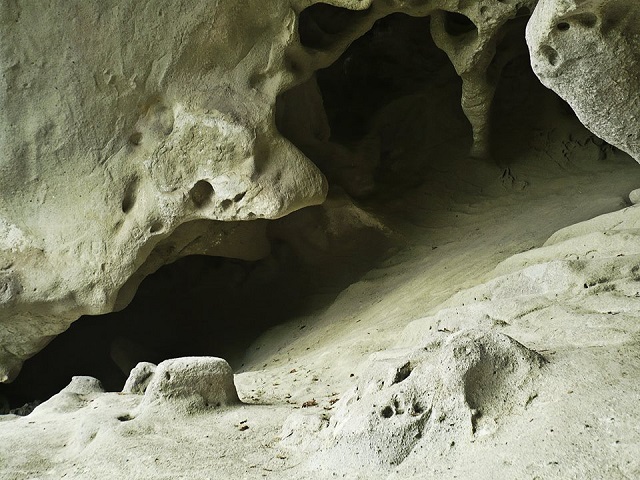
[526, 0, 640, 162]
[0, 0, 537, 382]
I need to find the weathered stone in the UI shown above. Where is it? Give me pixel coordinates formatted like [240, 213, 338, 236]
[527, 0, 640, 161]
[310, 329, 544, 473]
[137, 357, 239, 412]
[0, 0, 328, 382]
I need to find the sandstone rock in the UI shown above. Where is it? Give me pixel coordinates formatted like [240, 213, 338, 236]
[526, 0, 640, 161]
[311, 329, 544, 473]
[136, 357, 239, 413]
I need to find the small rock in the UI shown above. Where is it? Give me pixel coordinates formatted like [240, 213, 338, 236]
[30, 376, 105, 415]
[138, 357, 239, 412]
[61, 376, 105, 395]
[629, 188, 640, 205]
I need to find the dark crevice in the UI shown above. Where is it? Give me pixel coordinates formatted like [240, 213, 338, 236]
[299, 3, 372, 50]
[443, 11, 477, 37]
[278, 13, 468, 196]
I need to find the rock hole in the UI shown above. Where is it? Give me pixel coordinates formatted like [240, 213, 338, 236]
[444, 11, 477, 37]
[128, 132, 142, 146]
[392, 362, 412, 384]
[298, 3, 372, 50]
[540, 45, 559, 66]
[556, 22, 570, 31]
[233, 192, 246, 203]
[150, 222, 164, 234]
[117, 414, 133, 422]
[515, 6, 531, 17]
[220, 199, 233, 210]
[381, 405, 394, 418]
[121, 178, 138, 214]
[189, 180, 215, 209]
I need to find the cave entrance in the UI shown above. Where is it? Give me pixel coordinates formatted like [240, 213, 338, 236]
[3, 6, 638, 414]
[0, 249, 312, 409]
[277, 12, 472, 198]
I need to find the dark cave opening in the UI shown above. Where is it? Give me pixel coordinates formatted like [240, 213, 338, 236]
[0, 204, 394, 410]
[316, 13, 462, 143]
[277, 12, 471, 198]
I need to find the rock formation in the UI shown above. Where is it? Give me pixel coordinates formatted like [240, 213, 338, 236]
[527, 0, 640, 162]
[0, 0, 544, 384]
[2, 0, 640, 478]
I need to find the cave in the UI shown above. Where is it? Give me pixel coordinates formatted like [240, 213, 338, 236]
[2, 1, 640, 478]
[1, 6, 633, 409]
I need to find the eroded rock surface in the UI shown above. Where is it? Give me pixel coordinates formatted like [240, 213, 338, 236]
[527, 0, 640, 161]
[136, 356, 239, 413]
[122, 361, 156, 395]
[302, 329, 544, 473]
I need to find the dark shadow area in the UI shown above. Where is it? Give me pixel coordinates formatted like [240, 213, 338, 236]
[489, 52, 617, 167]
[316, 13, 459, 143]
[278, 13, 469, 198]
[0, 245, 307, 407]
[0, 208, 394, 409]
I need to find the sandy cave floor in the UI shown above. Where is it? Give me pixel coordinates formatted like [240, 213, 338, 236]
[3, 84, 640, 479]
